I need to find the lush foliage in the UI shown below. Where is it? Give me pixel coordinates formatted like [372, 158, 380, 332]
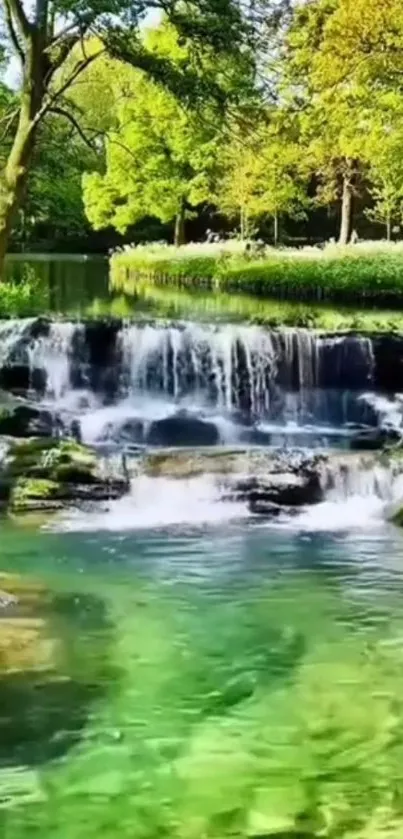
[0, 0, 251, 271]
[0, 267, 46, 315]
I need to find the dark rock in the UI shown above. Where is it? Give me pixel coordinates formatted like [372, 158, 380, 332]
[0, 406, 57, 438]
[106, 418, 145, 444]
[0, 366, 46, 395]
[226, 471, 323, 507]
[248, 500, 300, 517]
[147, 412, 219, 447]
[350, 426, 402, 451]
[373, 335, 403, 391]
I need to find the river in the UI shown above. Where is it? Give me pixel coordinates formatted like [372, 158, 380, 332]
[2, 255, 403, 837]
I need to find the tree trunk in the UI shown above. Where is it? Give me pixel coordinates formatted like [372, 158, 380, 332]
[0, 32, 45, 278]
[0, 122, 35, 272]
[174, 200, 186, 246]
[386, 211, 392, 242]
[273, 211, 279, 247]
[338, 174, 353, 245]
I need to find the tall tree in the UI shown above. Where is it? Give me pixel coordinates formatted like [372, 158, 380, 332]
[0, 0, 249, 274]
[82, 23, 257, 244]
[216, 118, 308, 242]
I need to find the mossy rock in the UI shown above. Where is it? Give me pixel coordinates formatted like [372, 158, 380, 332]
[7, 439, 98, 483]
[11, 478, 62, 512]
[4, 437, 128, 512]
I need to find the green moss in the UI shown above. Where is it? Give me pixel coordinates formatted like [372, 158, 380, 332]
[11, 478, 60, 511]
[391, 506, 403, 527]
[8, 439, 97, 481]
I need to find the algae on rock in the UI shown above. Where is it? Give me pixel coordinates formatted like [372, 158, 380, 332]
[1, 438, 128, 513]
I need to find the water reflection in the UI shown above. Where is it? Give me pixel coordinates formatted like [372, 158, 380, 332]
[6, 253, 403, 330]
[0, 574, 116, 769]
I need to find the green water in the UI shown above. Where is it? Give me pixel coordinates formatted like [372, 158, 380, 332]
[3, 519, 403, 838]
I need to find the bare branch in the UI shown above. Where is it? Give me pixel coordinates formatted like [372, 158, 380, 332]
[48, 105, 99, 150]
[0, 107, 19, 143]
[36, 48, 104, 125]
[48, 104, 141, 161]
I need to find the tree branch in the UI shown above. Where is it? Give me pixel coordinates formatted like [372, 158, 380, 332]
[48, 105, 139, 162]
[35, 49, 104, 125]
[48, 105, 98, 150]
[3, 0, 31, 41]
[35, 0, 48, 31]
[3, 0, 25, 63]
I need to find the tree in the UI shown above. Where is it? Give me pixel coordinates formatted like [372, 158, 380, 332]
[82, 23, 257, 244]
[13, 113, 96, 248]
[0, 0, 250, 274]
[216, 119, 308, 243]
[364, 102, 403, 240]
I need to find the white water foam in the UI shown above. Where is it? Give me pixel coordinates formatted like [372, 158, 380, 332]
[55, 474, 249, 532]
[29, 322, 79, 400]
[0, 318, 35, 365]
[270, 464, 400, 532]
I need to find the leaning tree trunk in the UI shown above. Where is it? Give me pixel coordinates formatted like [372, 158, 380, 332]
[0, 116, 36, 273]
[338, 173, 353, 246]
[0, 27, 45, 279]
[174, 200, 186, 246]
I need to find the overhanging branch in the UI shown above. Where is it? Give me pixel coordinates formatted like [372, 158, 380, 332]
[35, 49, 104, 125]
[48, 105, 98, 150]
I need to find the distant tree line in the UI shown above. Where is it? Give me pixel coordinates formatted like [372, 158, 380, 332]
[2, 0, 403, 256]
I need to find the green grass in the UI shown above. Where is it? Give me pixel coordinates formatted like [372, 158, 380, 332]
[111, 241, 403, 308]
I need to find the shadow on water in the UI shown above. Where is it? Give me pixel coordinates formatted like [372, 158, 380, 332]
[0, 587, 119, 769]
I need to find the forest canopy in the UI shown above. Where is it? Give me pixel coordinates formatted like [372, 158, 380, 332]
[1, 0, 403, 253]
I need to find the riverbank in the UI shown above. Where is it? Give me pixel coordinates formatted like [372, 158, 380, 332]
[111, 241, 403, 308]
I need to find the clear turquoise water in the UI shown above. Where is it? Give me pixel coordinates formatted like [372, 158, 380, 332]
[3, 518, 403, 837]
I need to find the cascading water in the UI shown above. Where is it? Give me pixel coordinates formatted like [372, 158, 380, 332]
[0, 317, 392, 448]
[0, 316, 402, 533]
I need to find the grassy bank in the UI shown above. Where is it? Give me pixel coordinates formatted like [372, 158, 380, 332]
[111, 241, 403, 307]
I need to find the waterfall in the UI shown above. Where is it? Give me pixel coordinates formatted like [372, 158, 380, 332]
[0, 317, 390, 445]
[28, 321, 79, 400]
